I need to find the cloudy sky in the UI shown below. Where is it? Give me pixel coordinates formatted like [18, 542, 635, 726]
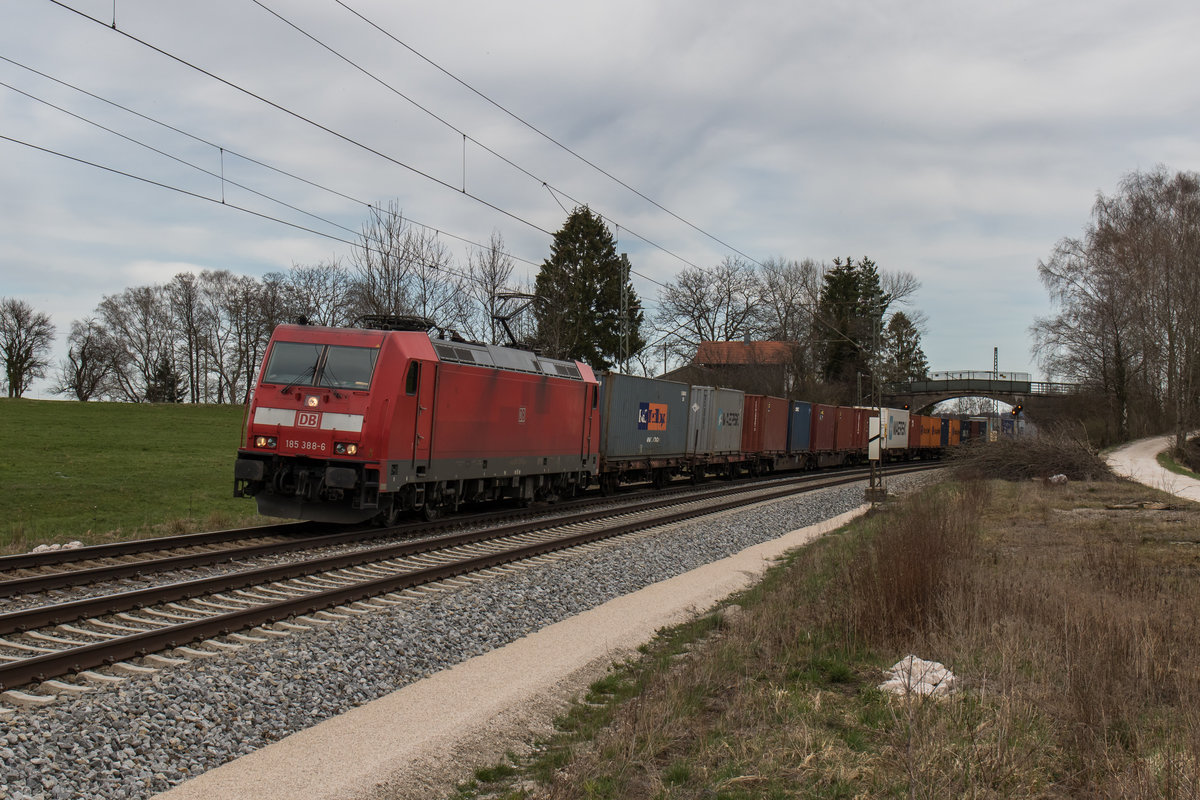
[4, 0, 1199, 396]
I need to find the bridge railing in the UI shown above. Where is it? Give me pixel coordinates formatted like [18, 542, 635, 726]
[888, 378, 1032, 395]
[1030, 381, 1078, 396]
[928, 370, 1032, 382]
[886, 378, 1081, 397]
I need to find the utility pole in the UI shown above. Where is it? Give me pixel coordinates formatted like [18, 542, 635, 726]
[992, 346, 999, 440]
[619, 253, 630, 373]
[866, 319, 886, 504]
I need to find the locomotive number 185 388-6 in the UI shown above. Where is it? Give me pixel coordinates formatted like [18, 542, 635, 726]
[285, 439, 327, 452]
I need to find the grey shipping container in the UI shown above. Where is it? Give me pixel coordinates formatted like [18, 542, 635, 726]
[686, 385, 745, 456]
[598, 372, 691, 461]
[787, 400, 813, 453]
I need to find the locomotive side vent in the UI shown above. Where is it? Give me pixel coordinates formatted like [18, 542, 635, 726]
[433, 342, 483, 364]
[555, 363, 581, 379]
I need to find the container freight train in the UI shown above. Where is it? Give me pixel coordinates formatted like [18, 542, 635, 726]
[234, 320, 966, 523]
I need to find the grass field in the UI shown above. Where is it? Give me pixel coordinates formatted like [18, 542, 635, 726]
[1158, 450, 1200, 480]
[455, 476, 1200, 799]
[0, 398, 267, 552]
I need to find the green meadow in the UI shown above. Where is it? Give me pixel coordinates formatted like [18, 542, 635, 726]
[0, 398, 268, 552]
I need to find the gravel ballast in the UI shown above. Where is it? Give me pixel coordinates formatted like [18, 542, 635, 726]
[1, 473, 934, 800]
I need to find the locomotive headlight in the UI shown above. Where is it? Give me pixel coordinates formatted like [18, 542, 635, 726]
[305, 395, 319, 408]
[254, 435, 277, 448]
[335, 442, 358, 456]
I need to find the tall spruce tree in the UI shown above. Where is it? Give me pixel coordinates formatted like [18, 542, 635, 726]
[533, 206, 645, 369]
[815, 256, 890, 388]
[881, 311, 929, 383]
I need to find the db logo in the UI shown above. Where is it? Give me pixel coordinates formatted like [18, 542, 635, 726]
[297, 411, 320, 428]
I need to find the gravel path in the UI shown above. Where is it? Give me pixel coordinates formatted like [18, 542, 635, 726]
[2, 471, 935, 800]
[1105, 434, 1200, 502]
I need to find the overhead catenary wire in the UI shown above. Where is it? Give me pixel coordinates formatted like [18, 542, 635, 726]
[44, 0, 556, 241]
[0, 78, 355, 241]
[0, 132, 552, 304]
[332, 0, 767, 270]
[1, 133, 359, 247]
[244, 0, 683, 286]
[0, 54, 545, 272]
[44, 0, 699, 289]
[13, 4, 777, 354]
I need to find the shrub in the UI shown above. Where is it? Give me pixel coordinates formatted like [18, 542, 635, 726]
[950, 425, 1113, 482]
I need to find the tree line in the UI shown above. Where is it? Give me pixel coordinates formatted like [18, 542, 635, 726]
[1034, 166, 1200, 451]
[2, 204, 929, 405]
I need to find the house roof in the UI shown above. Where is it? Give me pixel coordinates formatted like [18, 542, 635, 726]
[694, 340, 793, 366]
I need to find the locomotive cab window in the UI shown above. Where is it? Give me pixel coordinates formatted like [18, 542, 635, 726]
[263, 342, 378, 390]
[405, 362, 419, 395]
[320, 345, 378, 390]
[263, 342, 323, 386]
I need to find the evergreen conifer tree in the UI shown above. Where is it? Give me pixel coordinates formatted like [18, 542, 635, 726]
[881, 311, 929, 382]
[533, 206, 645, 369]
[815, 256, 890, 387]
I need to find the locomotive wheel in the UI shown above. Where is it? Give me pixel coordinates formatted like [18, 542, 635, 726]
[373, 499, 404, 527]
[421, 504, 442, 522]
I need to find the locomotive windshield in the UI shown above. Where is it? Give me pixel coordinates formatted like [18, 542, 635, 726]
[263, 342, 379, 391]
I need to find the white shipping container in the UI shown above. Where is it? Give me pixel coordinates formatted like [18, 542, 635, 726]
[882, 408, 909, 450]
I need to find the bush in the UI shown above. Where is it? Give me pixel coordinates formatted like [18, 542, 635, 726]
[950, 426, 1113, 482]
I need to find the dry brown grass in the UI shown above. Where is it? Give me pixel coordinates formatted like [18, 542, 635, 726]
[467, 477, 1200, 800]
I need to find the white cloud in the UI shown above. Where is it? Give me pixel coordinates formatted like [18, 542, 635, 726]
[5, 0, 1200, 399]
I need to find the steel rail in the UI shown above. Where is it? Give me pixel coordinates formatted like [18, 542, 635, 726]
[0, 521, 417, 598]
[0, 467, 885, 635]
[0, 464, 882, 597]
[0, 521, 317, 572]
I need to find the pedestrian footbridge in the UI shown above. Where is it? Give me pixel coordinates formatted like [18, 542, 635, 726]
[883, 370, 1079, 412]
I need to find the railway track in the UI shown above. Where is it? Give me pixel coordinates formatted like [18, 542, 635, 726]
[0, 472, 810, 598]
[0, 463, 940, 697]
[0, 464, 890, 600]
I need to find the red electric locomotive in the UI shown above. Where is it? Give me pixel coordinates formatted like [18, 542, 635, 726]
[234, 317, 599, 523]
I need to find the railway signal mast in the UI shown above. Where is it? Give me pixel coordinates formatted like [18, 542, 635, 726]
[865, 320, 887, 504]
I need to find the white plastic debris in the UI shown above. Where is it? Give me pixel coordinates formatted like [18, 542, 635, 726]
[1047, 474, 1069, 485]
[878, 655, 957, 697]
[29, 541, 84, 554]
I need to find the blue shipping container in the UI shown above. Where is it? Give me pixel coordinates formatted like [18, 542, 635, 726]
[939, 417, 950, 447]
[787, 400, 813, 454]
[598, 373, 690, 461]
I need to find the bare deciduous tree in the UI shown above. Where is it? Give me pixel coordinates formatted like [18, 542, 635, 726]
[54, 317, 117, 401]
[1033, 166, 1200, 448]
[350, 201, 470, 332]
[654, 256, 763, 368]
[273, 259, 353, 328]
[168, 272, 207, 403]
[97, 285, 173, 402]
[0, 297, 55, 397]
[466, 231, 516, 344]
